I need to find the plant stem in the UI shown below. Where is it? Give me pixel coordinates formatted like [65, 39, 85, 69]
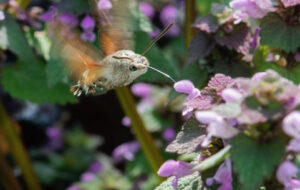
[184, 0, 196, 51]
[115, 87, 164, 181]
[0, 152, 23, 190]
[0, 102, 42, 190]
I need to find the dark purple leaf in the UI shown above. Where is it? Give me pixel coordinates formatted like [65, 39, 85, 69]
[193, 14, 219, 33]
[186, 31, 216, 65]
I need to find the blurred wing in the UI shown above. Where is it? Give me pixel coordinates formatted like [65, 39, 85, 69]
[50, 21, 105, 81]
[91, 0, 135, 56]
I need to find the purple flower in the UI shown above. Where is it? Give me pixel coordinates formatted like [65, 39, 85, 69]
[112, 141, 140, 163]
[281, 0, 300, 7]
[282, 111, 300, 139]
[160, 5, 180, 36]
[252, 72, 267, 81]
[45, 127, 63, 150]
[122, 116, 131, 127]
[66, 185, 82, 190]
[230, 0, 274, 20]
[160, 5, 177, 26]
[88, 161, 102, 173]
[39, 6, 56, 22]
[163, 127, 176, 141]
[157, 160, 193, 189]
[139, 2, 155, 19]
[287, 138, 300, 152]
[80, 172, 95, 182]
[98, 0, 112, 10]
[195, 111, 223, 124]
[131, 83, 151, 99]
[81, 30, 96, 42]
[276, 161, 300, 190]
[148, 28, 161, 38]
[81, 15, 95, 30]
[250, 27, 261, 49]
[222, 88, 243, 103]
[0, 11, 4, 21]
[58, 13, 78, 27]
[174, 80, 200, 118]
[206, 158, 233, 190]
[195, 111, 239, 146]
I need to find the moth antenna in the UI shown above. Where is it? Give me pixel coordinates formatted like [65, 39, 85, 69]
[141, 23, 174, 56]
[148, 66, 176, 83]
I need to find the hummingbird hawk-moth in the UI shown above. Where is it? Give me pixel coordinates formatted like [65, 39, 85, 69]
[50, 0, 175, 96]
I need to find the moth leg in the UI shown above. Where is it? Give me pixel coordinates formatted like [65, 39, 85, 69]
[70, 81, 83, 97]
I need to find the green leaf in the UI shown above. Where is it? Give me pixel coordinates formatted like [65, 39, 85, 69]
[186, 31, 215, 65]
[181, 63, 209, 86]
[260, 13, 300, 52]
[135, 32, 180, 82]
[193, 146, 231, 171]
[126, 152, 152, 178]
[0, 12, 37, 63]
[1, 61, 77, 104]
[155, 172, 203, 190]
[231, 134, 285, 190]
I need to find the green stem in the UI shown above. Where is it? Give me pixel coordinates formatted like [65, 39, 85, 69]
[0, 102, 42, 190]
[115, 87, 164, 181]
[184, 0, 196, 50]
[0, 152, 23, 190]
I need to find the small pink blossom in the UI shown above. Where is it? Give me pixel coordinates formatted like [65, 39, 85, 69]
[163, 127, 176, 141]
[66, 185, 82, 190]
[157, 160, 193, 189]
[139, 2, 155, 19]
[122, 116, 131, 127]
[282, 111, 300, 139]
[80, 172, 95, 182]
[58, 13, 78, 27]
[195, 111, 223, 124]
[80, 30, 96, 42]
[195, 111, 239, 146]
[287, 138, 300, 152]
[98, 0, 112, 10]
[112, 141, 140, 163]
[281, 0, 300, 7]
[252, 72, 267, 81]
[81, 15, 95, 30]
[0, 11, 4, 21]
[131, 83, 151, 99]
[174, 80, 200, 118]
[276, 161, 300, 190]
[206, 158, 233, 190]
[88, 161, 102, 173]
[230, 0, 275, 21]
[222, 88, 243, 102]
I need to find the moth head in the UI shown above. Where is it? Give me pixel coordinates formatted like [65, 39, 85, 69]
[112, 50, 149, 78]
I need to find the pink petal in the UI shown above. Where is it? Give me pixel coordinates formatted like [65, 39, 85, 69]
[195, 111, 223, 124]
[282, 111, 300, 139]
[157, 160, 178, 177]
[174, 80, 195, 94]
[222, 88, 242, 102]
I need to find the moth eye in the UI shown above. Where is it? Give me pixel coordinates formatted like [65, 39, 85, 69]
[129, 65, 137, 71]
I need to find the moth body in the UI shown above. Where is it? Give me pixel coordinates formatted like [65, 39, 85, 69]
[71, 50, 149, 96]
